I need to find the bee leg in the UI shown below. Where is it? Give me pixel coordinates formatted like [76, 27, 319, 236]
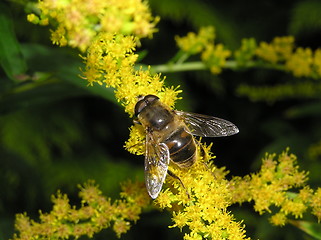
[167, 170, 190, 199]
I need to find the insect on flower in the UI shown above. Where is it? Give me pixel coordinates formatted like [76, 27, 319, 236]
[134, 95, 239, 199]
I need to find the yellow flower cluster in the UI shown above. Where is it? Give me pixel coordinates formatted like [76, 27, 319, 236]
[27, 0, 159, 52]
[82, 33, 181, 117]
[175, 27, 231, 74]
[229, 149, 321, 226]
[285, 48, 313, 77]
[12, 146, 321, 239]
[174, 29, 321, 80]
[255, 36, 294, 63]
[254, 36, 321, 78]
[201, 44, 231, 74]
[81, 33, 181, 154]
[234, 38, 257, 66]
[154, 144, 250, 240]
[175, 26, 215, 54]
[12, 181, 150, 239]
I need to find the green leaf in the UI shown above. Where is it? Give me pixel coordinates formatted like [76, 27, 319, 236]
[0, 43, 120, 115]
[21, 43, 118, 104]
[0, 2, 27, 80]
[0, 78, 87, 115]
[290, 220, 321, 240]
[0, 103, 86, 166]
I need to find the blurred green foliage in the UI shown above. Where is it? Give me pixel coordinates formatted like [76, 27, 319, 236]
[0, 0, 321, 239]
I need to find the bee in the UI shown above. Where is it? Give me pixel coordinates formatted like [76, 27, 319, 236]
[134, 95, 239, 199]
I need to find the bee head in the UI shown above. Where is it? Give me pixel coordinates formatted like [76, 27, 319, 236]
[134, 95, 159, 117]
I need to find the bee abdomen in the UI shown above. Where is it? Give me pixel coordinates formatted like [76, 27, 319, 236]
[165, 127, 196, 168]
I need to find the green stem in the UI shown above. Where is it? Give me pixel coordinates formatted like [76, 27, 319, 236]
[176, 52, 190, 65]
[150, 60, 287, 73]
[151, 62, 207, 73]
[168, 50, 190, 65]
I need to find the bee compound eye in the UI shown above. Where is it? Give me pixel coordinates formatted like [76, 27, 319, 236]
[144, 95, 159, 103]
[134, 99, 147, 116]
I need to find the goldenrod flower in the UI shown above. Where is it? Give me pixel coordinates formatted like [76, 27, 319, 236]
[234, 38, 257, 66]
[255, 36, 294, 64]
[253, 36, 321, 79]
[273, 36, 295, 60]
[175, 27, 230, 74]
[270, 212, 287, 226]
[149, 147, 250, 240]
[175, 26, 215, 54]
[83, 33, 181, 117]
[13, 181, 150, 239]
[27, 0, 159, 51]
[229, 149, 321, 226]
[310, 188, 321, 221]
[81, 32, 182, 154]
[201, 43, 231, 74]
[256, 42, 279, 63]
[285, 47, 313, 77]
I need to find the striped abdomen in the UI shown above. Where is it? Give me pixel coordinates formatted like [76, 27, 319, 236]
[164, 126, 196, 168]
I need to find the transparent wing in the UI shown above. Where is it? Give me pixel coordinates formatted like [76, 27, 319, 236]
[144, 133, 170, 199]
[176, 110, 239, 137]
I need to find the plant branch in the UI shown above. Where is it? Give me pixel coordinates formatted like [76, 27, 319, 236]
[150, 60, 287, 73]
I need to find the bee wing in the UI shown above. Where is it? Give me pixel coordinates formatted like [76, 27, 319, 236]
[144, 133, 170, 199]
[176, 111, 239, 137]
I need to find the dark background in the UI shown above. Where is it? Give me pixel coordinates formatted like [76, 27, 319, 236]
[1, 0, 321, 239]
